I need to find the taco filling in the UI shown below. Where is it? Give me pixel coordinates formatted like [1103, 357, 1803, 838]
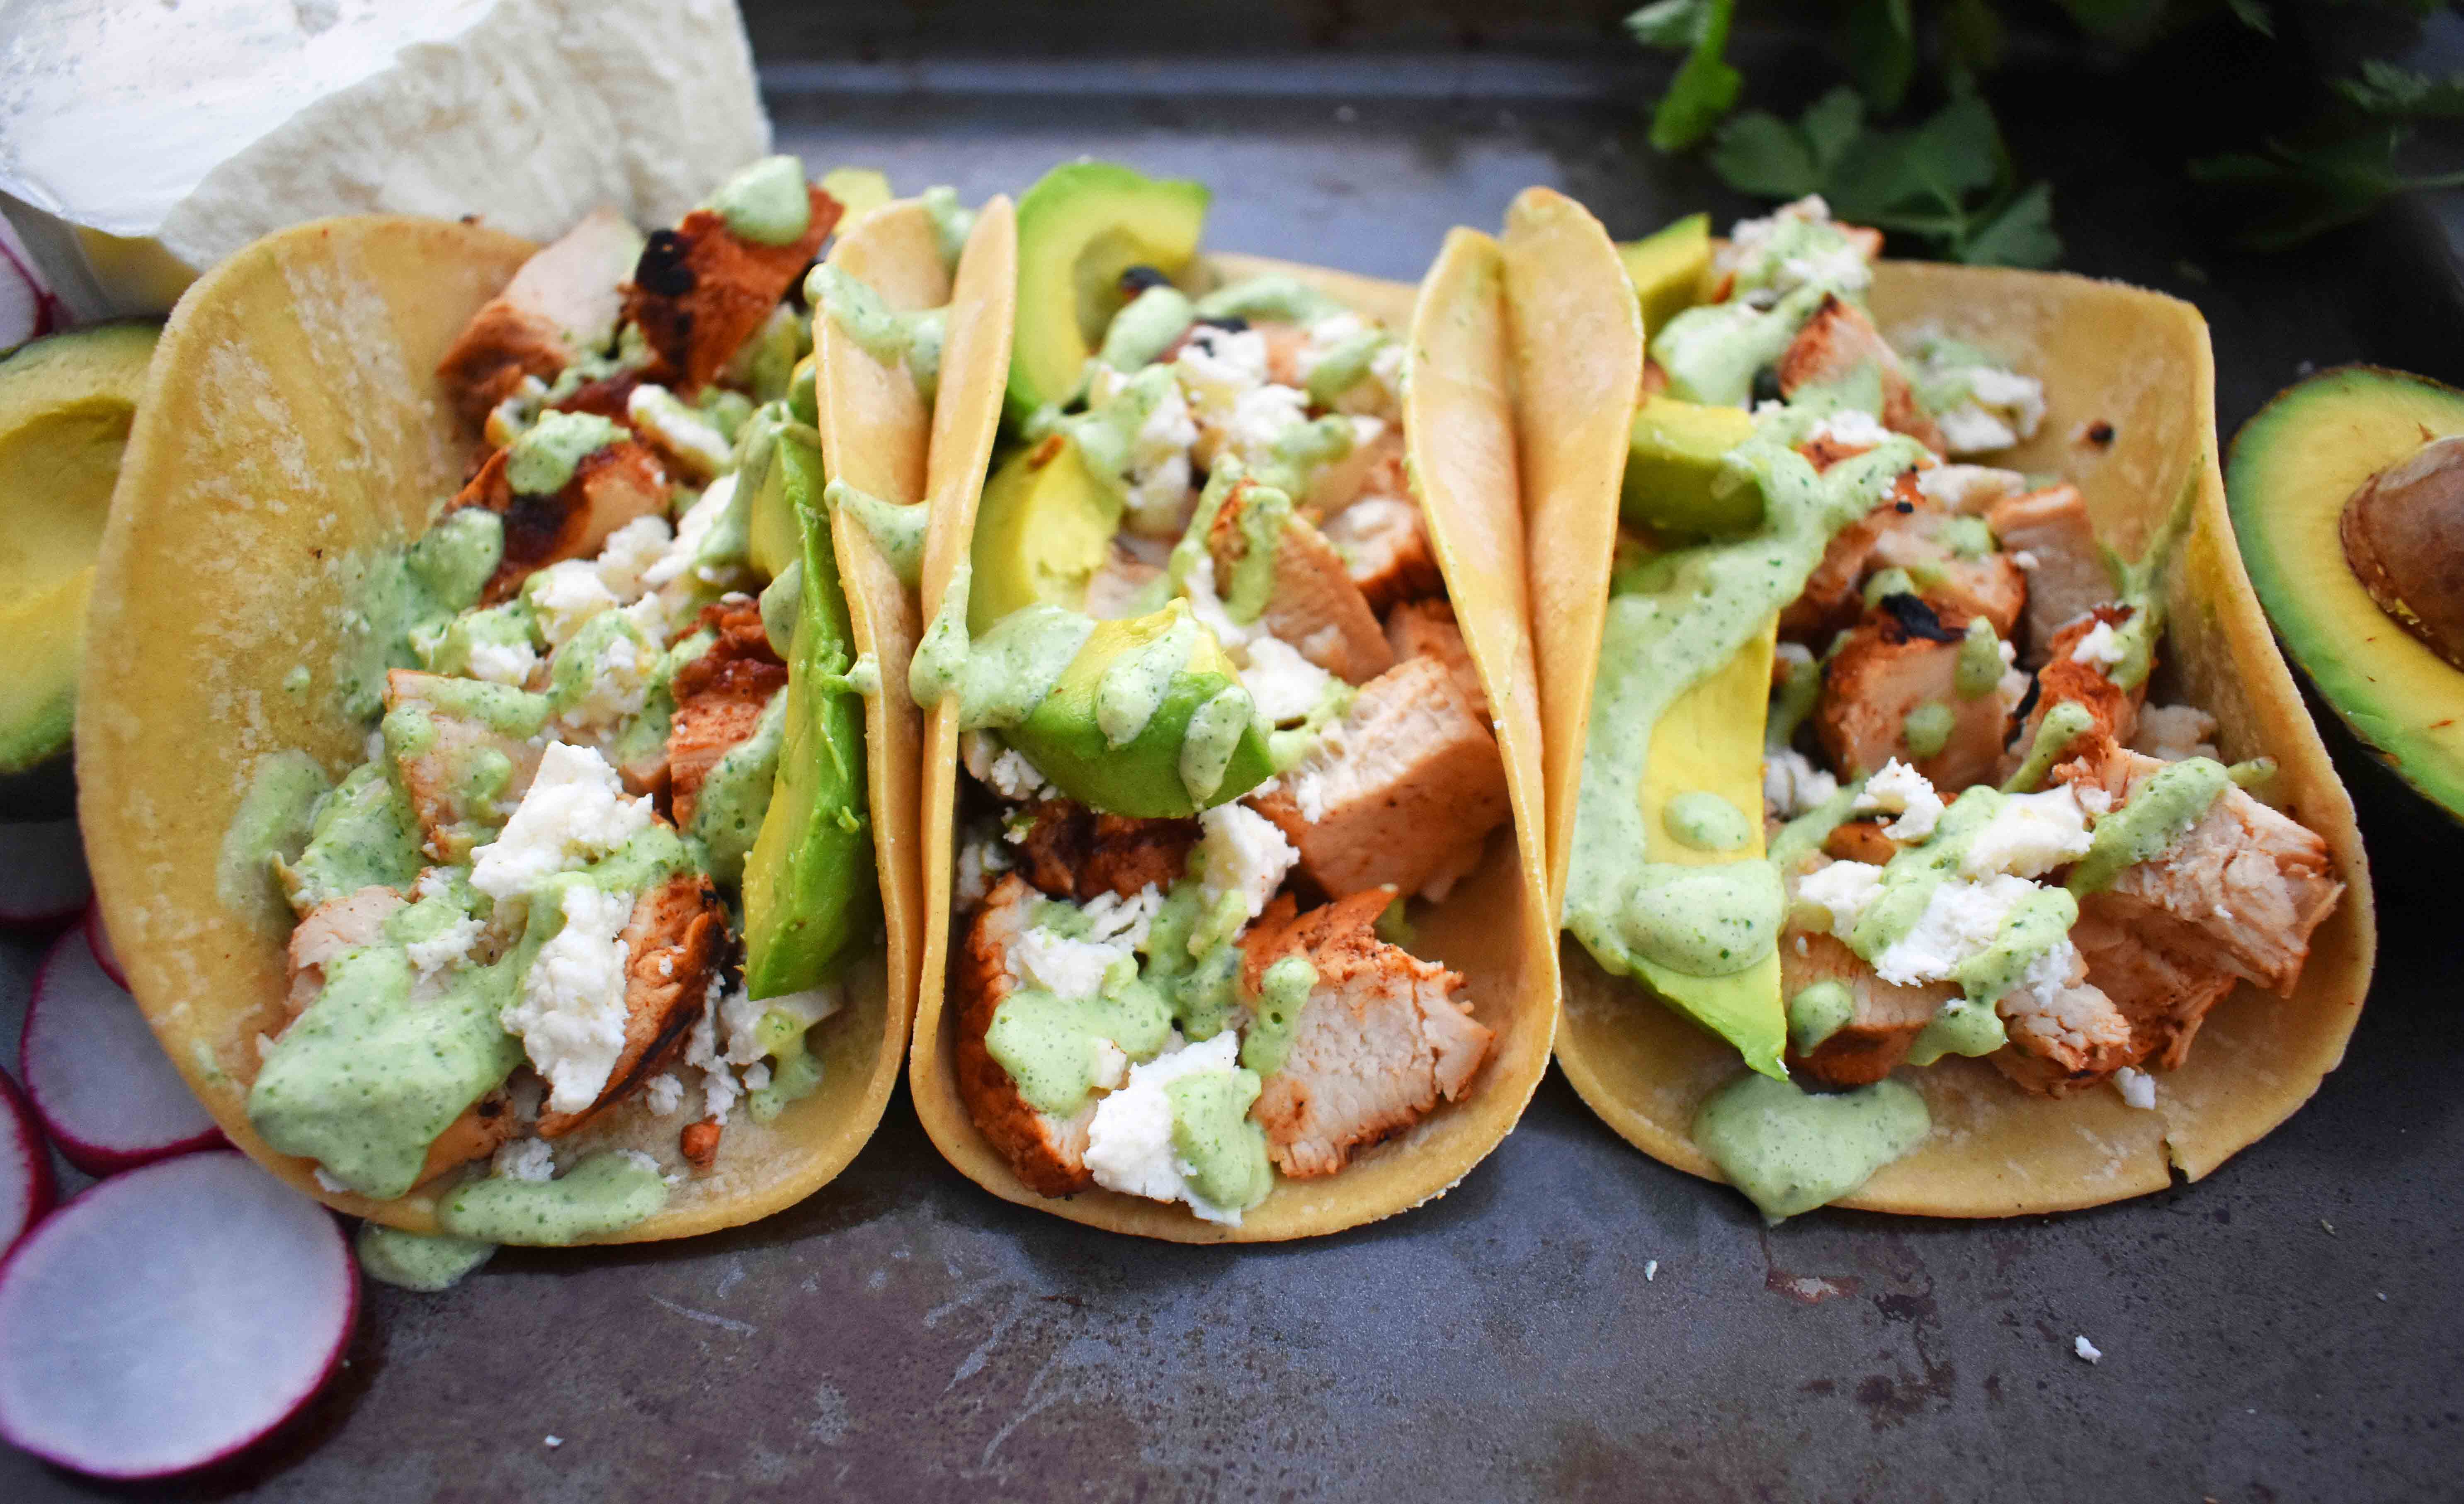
[915, 167, 1508, 1226]
[1569, 197, 2347, 1222]
[243, 158, 886, 1244]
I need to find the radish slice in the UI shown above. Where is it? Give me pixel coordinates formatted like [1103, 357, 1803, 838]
[0, 216, 57, 345]
[0, 1152, 354, 1478]
[0, 1071, 51, 1257]
[22, 932, 220, 1175]
[82, 899, 124, 989]
[0, 819, 89, 927]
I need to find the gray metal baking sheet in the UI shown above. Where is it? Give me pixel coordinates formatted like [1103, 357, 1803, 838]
[7, 19, 2462, 1502]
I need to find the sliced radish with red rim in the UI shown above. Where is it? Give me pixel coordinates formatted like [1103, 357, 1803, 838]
[82, 898, 124, 989]
[0, 216, 58, 347]
[0, 1151, 355, 1478]
[22, 931, 220, 1175]
[0, 1071, 51, 1258]
[0, 818, 89, 928]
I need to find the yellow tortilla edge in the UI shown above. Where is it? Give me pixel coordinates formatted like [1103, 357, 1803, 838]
[1543, 255, 2378, 1216]
[904, 242, 1559, 1242]
[76, 205, 1009, 1243]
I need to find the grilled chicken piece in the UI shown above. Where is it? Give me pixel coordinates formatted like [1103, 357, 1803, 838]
[437, 207, 643, 428]
[1303, 425, 1409, 517]
[2072, 899, 2240, 1072]
[416, 1091, 516, 1183]
[667, 598, 789, 826]
[2053, 742, 2344, 994]
[1209, 483, 1394, 685]
[539, 872, 725, 1137]
[1257, 320, 1309, 388]
[1322, 495, 1443, 615]
[1083, 543, 1164, 619]
[1783, 928, 1957, 1088]
[2000, 605, 2145, 784]
[1814, 599, 2016, 789]
[1239, 889, 1491, 1177]
[1821, 819, 1902, 867]
[1867, 509, 2027, 640]
[1252, 655, 1511, 900]
[1990, 960, 2138, 1096]
[283, 886, 409, 1018]
[454, 440, 672, 604]
[1777, 295, 1947, 453]
[956, 875, 1097, 1196]
[1012, 802, 1198, 902]
[384, 670, 549, 863]
[622, 188, 841, 393]
[1782, 503, 1898, 642]
[1987, 484, 2112, 660]
[1383, 598, 1486, 720]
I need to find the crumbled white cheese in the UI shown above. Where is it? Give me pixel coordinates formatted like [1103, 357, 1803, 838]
[1855, 758, 1944, 841]
[1930, 365, 2047, 457]
[1960, 787, 2093, 879]
[1806, 408, 1893, 452]
[2111, 1066, 2156, 1110]
[469, 742, 656, 901]
[1198, 803, 1299, 925]
[626, 385, 730, 479]
[1224, 382, 1311, 464]
[528, 559, 620, 646]
[1869, 872, 2040, 988]
[983, 746, 1053, 802]
[313, 1168, 352, 1195]
[556, 626, 654, 731]
[464, 637, 539, 688]
[1762, 747, 1840, 821]
[1913, 464, 2027, 513]
[2073, 1335, 2102, 1365]
[644, 475, 736, 589]
[1180, 554, 1255, 650]
[2132, 704, 2221, 763]
[643, 1072, 684, 1117]
[683, 979, 740, 1126]
[1174, 325, 1271, 417]
[404, 912, 486, 982]
[593, 513, 675, 603]
[500, 882, 635, 1113]
[1010, 889, 1155, 1003]
[1241, 634, 1336, 724]
[1123, 381, 1198, 535]
[2069, 620, 2127, 668]
[1082, 1030, 1251, 1225]
[1794, 859, 1884, 935]
[955, 831, 1007, 908]
[494, 1137, 556, 1183]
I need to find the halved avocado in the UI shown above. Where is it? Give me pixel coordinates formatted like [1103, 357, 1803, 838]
[1618, 212, 1711, 337]
[969, 432, 1121, 634]
[2229, 364, 2464, 819]
[1008, 161, 1210, 423]
[0, 322, 160, 774]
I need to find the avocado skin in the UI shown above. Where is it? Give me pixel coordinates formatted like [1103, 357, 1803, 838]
[2229, 364, 2464, 821]
[1617, 213, 1712, 337]
[1004, 611, 1274, 819]
[1009, 162, 1210, 425]
[0, 321, 161, 775]
[970, 433, 1122, 634]
[1622, 395, 1760, 537]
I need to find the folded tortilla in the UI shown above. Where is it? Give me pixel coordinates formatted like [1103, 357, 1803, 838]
[905, 236, 1559, 1242]
[78, 200, 1014, 1242]
[1519, 225, 2379, 1215]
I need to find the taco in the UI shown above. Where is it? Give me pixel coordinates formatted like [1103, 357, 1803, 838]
[903, 163, 1558, 1240]
[1528, 196, 2376, 1220]
[77, 161, 1015, 1248]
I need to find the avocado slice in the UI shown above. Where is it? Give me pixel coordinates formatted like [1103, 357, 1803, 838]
[1623, 395, 1761, 537]
[2230, 365, 2464, 819]
[1009, 161, 1210, 423]
[1618, 212, 1712, 336]
[1003, 601, 1274, 818]
[740, 435, 881, 998]
[0, 321, 160, 773]
[818, 167, 893, 226]
[970, 432, 1122, 634]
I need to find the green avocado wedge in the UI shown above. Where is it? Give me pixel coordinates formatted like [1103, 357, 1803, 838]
[2229, 364, 2464, 821]
[969, 432, 1121, 633]
[0, 321, 161, 773]
[1008, 161, 1210, 424]
[1617, 212, 1711, 336]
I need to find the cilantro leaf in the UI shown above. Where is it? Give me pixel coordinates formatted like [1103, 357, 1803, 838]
[2191, 123, 2464, 248]
[2338, 60, 2464, 119]
[2224, 0, 2274, 36]
[1953, 181, 2061, 267]
[1628, 0, 1743, 153]
[1843, 0, 1919, 113]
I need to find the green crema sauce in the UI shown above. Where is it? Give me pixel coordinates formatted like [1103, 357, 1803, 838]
[1665, 790, 1754, 853]
[1903, 997, 2008, 1067]
[1252, 417, 1355, 502]
[1095, 603, 1199, 748]
[1166, 1069, 1274, 1213]
[986, 973, 1175, 1118]
[1238, 954, 1317, 1076]
[1565, 435, 1927, 986]
[2100, 473, 2202, 692]
[1100, 285, 1196, 372]
[1767, 653, 1822, 749]
[356, 1224, 495, 1292]
[2066, 756, 2230, 894]
[823, 478, 929, 587]
[1726, 218, 1871, 301]
[1954, 619, 2005, 700]
[1769, 778, 1866, 874]
[745, 1006, 828, 1122]
[1862, 568, 1917, 609]
[436, 1152, 669, 1246]
[690, 691, 789, 888]
[1786, 980, 1854, 1054]
[921, 185, 976, 268]
[273, 759, 421, 914]
[1191, 275, 1345, 326]
[221, 751, 332, 929]
[1180, 687, 1256, 804]
[1222, 484, 1293, 622]
[908, 564, 1100, 729]
[415, 597, 537, 680]
[1942, 515, 1995, 560]
[810, 264, 947, 401]
[1902, 701, 1955, 758]
[2001, 700, 2097, 792]
[332, 508, 504, 719]
[1140, 879, 1250, 1040]
[708, 155, 812, 246]
[1693, 1072, 1930, 1222]
[1649, 283, 1831, 408]
[1305, 330, 1390, 407]
[1070, 365, 1182, 499]
[507, 411, 623, 496]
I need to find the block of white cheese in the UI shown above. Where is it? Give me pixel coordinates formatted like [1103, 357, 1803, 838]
[0, 0, 770, 320]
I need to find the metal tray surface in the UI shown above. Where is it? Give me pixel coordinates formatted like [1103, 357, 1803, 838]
[8, 32, 2463, 1504]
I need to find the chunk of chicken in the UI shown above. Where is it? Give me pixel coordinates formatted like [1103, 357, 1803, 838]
[1239, 889, 1492, 1177]
[1987, 484, 2112, 660]
[2000, 605, 2145, 784]
[622, 189, 841, 393]
[1866, 509, 2027, 641]
[955, 875, 1096, 1196]
[1784, 928, 1957, 1088]
[1252, 656, 1511, 900]
[1777, 295, 1947, 453]
[2053, 742, 2344, 994]
[1303, 425, 1410, 517]
[1322, 495, 1443, 615]
[1383, 598, 1486, 720]
[1820, 819, 1902, 867]
[384, 670, 550, 863]
[1209, 483, 1394, 685]
[1989, 956, 2138, 1096]
[453, 440, 673, 604]
[437, 207, 643, 428]
[1710, 222, 1883, 302]
[666, 598, 788, 827]
[1813, 599, 2017, 789]
[1083, 543, 1164, 620]
[1012, 801, 1198, 902]
[539, 872, 725, 1136]
[2072, 898, 2240, 1072]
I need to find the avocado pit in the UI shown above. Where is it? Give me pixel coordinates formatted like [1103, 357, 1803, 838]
[2340, 433, 2464, 670]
